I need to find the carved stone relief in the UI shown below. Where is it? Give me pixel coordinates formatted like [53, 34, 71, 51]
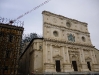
[84, 50, 91, 59]
[53, 47, 60, 57]
[85, 57, 92, 62]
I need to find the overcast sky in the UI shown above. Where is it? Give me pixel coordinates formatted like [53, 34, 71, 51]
[0, 0, 99, 49]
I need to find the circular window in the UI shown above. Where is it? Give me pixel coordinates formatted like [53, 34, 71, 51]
[53, 31, 58, 37]
[66, 22, 71, 27]
[82, 36, 85, 42]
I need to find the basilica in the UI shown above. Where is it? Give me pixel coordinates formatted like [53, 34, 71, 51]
[19, 11, 99, 75]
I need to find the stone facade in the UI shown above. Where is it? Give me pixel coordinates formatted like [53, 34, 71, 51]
[94, 49, 99, 64]
[19, 38, 43, 75]
[42, 11, 99, 72]
[19, 11, 99, 75]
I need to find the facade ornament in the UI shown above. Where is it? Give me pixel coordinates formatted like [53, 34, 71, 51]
[53, 54, 63, 60]
[85, 57, 92, 61]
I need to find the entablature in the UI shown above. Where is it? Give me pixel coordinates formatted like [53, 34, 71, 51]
[44, 22, 90, 35]
[43, 38, 94, 48]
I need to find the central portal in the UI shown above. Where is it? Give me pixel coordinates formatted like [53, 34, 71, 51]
[72, 61, 78, 71]
[56, 60, 61, 72]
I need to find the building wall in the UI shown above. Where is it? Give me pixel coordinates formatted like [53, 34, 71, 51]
[42, 11, 92, 46]
[42, 11, 99, 72]
[19, 39, 43, 75]
[30, 39, 43, 74]
[19, 11, 99, 74]
[94, 49, 99, 64]
[0, 23, 24, 75]
[43, 41, 99, 72]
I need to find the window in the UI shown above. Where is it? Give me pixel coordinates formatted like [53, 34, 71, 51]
[5, 50, 10, 58]
[53, 31, 58, 37]
[0, 32, 3, 37]
[66, 22, 71, 27]
[39, 45, 42, 50]
[82, 36, 85, 42]
[9, 35, 13, 42]
[4, 66, 8, 70]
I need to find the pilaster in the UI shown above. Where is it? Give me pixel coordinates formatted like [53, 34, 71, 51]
[63, 46, 74, 72]
[62, 46, 65, 63]
[80, 48, 89, 71]
[46, 42, 48, 63]
[50, 44, 53, 63]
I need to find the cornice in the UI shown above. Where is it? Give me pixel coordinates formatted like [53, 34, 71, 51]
[44, 38, 94, 48]
[0, 23, 24, 31]
[42, 10, 88, 26]
[44, 22, 90, 34]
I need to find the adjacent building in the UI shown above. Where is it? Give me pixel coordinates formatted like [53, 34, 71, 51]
[19, 11, 99, 75]
[0, 23, 24, 75]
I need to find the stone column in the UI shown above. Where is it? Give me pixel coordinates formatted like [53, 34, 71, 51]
[63, 46, 65, 63]
[79, 49, 82, 63]
[81, 49, 85, 63]
[43, 41, 47, 72]
[50, 44, 53, 63]
[66, 47, 70, 63]
[61, 46, 65, 72]
[81, 49, 89, 71]
[46, 42, 48, 63]
[92, 50, 99, 71]
[92, 50, 97, 64]
[63, 46, 73, 72]
[90, 50, 94, 64]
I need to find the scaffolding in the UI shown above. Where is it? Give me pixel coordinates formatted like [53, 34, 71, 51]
[0, 17, 24, 75]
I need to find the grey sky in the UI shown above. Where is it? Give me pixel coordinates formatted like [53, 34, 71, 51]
[0, 0, 99, 49]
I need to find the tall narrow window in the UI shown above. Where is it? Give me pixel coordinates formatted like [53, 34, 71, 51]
[9, 35, 13, 42]
[4, 66, 8, 70]
[6, 50, 10, 58]
[0, 32, 2, 37]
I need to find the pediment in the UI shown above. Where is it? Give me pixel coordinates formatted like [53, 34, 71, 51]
[53, 55, 63, 60]
[85, 57, 92, 61]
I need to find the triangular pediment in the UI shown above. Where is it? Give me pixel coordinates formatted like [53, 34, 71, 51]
[85, 57, 92, 61]
[53, 55, 63, 59]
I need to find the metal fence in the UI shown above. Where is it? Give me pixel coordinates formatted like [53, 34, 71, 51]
[0, 17, 24, 27]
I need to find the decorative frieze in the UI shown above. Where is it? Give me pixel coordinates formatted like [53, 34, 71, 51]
[44, 38, 94, 48]
[44, 22, 89, 34]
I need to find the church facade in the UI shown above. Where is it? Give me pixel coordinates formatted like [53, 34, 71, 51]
[19, 11, 99, 75]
